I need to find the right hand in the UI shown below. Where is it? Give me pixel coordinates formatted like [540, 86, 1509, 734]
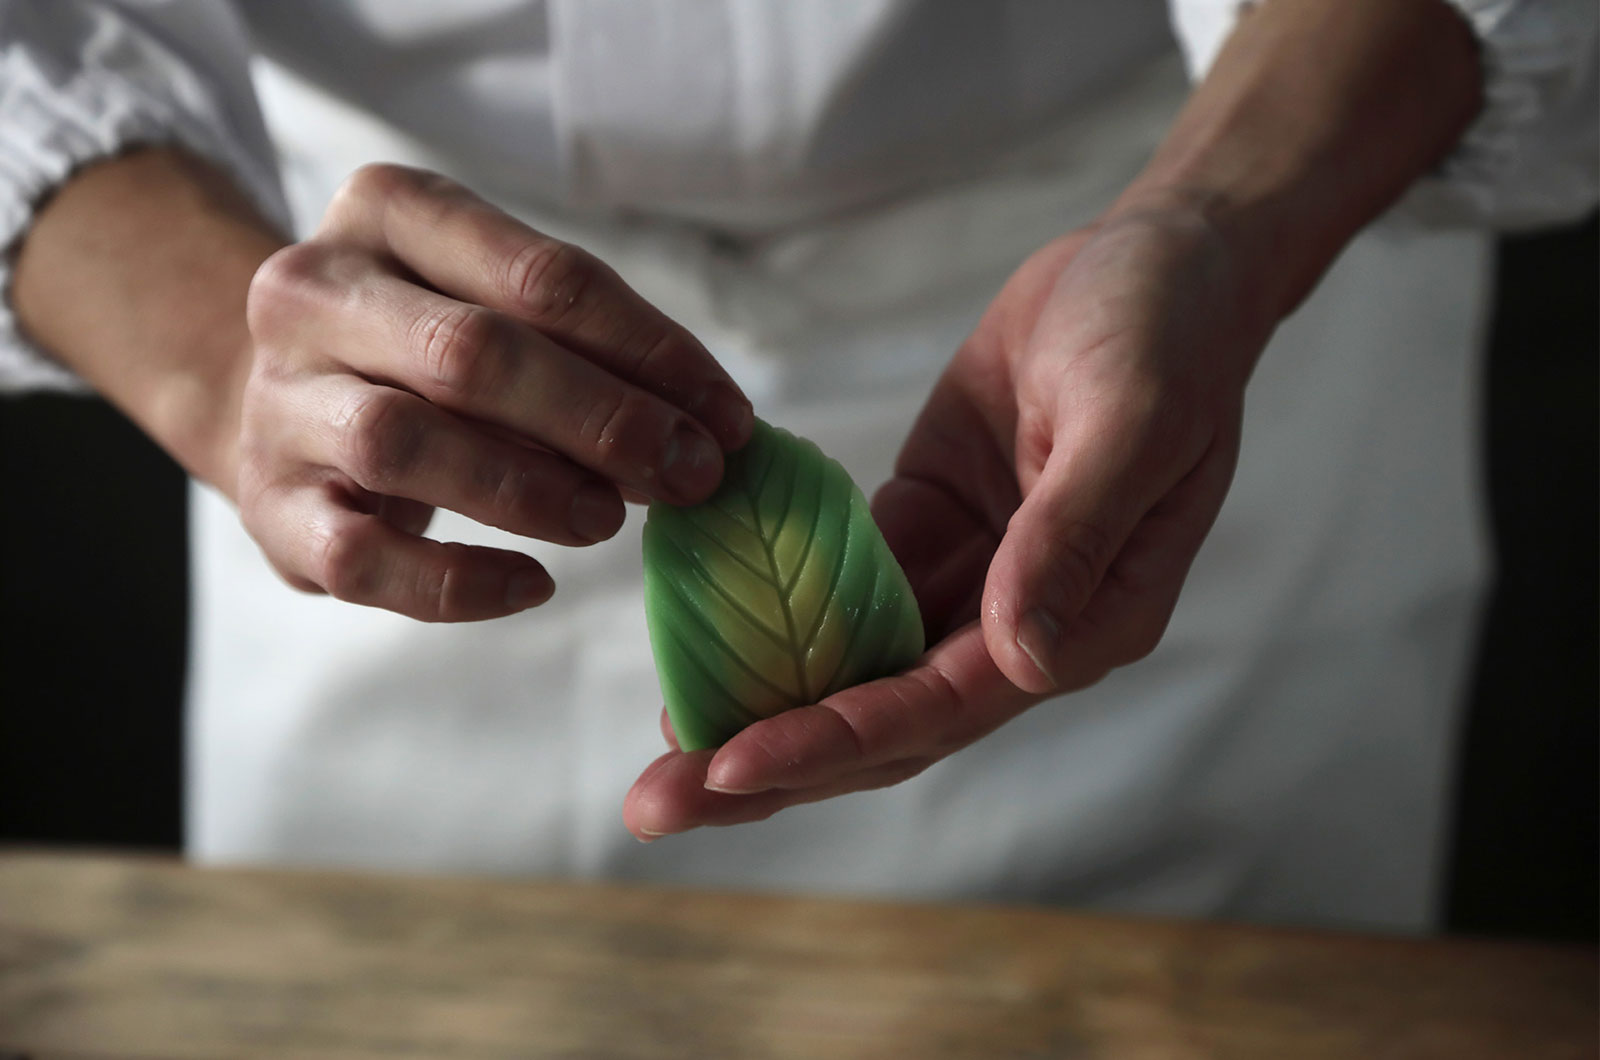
[238, 163, 752, 621]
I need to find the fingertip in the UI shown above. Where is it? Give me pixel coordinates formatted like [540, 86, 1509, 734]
[693, 380, 754, 451]
[569, 481, 625, 543]
[702, 744, 740, 792]
[623, 754, 679, 840]
[703, 771, 768, 796]
[721, 393, 755, 451]
[505, 566, 555, 611]
[704, 727, 787, 795]
[704, 704, 860, 794]
[625, 748, 726, 838]
[659, 423, 725, 503]
[980, 583, 1056, 695]
[1012, 607, 1062, 693]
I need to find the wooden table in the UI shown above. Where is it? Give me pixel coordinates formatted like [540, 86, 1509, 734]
[0, 852, 1592, 1059]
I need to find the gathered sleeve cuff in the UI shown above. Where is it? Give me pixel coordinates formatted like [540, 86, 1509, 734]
[1169, 0, 1599, 230]
[0, 0, 288, 393]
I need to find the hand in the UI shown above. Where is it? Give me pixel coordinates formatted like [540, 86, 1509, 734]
[624, 205, 1275, 838]
[238, 164, 752, 621]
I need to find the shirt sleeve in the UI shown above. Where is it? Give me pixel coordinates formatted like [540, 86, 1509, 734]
[0, 0, 288, 393]
[1168, 0, 1599, 231]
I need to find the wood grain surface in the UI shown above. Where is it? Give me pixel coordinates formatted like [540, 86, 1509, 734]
[0, 851, 1593, 1059]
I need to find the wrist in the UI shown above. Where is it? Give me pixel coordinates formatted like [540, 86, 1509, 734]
[144, 331, 254, 496]
[1107, 0, 1482, 326]
[1098, 183, 1284, 344]
[11, 147, 283, 498]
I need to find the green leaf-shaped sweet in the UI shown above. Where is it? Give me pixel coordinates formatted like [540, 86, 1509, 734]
[642, 419, 925, 751]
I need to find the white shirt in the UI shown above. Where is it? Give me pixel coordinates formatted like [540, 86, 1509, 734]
[0, 0, 1594, 931]
[1, 0, 1595, 390]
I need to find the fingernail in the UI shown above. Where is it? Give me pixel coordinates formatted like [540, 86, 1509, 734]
[637, 828, 666, 843]
[704, 779, 768, 795]
[704, 763, 769, 795]
[1016, 607, 1061, 689]
[505, 568, 552, 610]
[661, 425, 721, 499]
[698, 382, 753, 448]
[569, 482, 622, 543]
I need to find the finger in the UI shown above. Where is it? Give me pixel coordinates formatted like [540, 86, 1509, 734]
[701, 625, 1030, 796]
[247, 478, 555, 622]
[660, 707, 680, 751]
[981, 392, 1203, 694]
[374, 494, 435, 537]
[872, 475, 996, 638]
[624, 749, 934, 840]
[1052, 431, 1240, 677]
[259, 254, 725, 503]
[322, 164, 752, 448]
[292, 375, 625, 546]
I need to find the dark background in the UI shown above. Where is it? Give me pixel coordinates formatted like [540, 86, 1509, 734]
[2, 217, 1594, 943]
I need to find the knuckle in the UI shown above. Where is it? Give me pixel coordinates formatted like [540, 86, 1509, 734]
[1126, 377, 1205, 452]
[908, 661, 966, 745]
[861, 759, 933, 793]
[259, 542, 327, 597]
[239, 484, 339, 599]
[247, 243, 327, 335]
[232, 419, 279, 503]
[819, 706, 871, 765]
[338, 389, 424, 490]
[507, 238, 598, 324]
[281, 570, 326, 595]
[416, 552, 451, 622]
[1044, 519, 1116, 608]
[1122, 610, 1171, 664]
[338, 162, 418, 210]
[265, 545, 327, 596]
[316, 520, 381, 602]
[246, 335, 307, 389]
[486, 460, 533, 524]
[628, 325, 685, 380]
[328, 164, 465, 239]
[580, 389, 654, 465]
[235, 486, 272, 549]
[413, 304, 503, 398]
[418, 542, 475, 622]
[1013, 404, 1056, 480]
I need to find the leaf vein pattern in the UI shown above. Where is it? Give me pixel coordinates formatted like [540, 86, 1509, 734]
[663, 575, 797, 707]
[665, 627, 765, 728]
[742, 434, 781, 498]
[676, 517, 777, 589]
[730, 433, 791, 538]
[709, 496, 756, 534]
[763, 444, 801, 553]
[658, 534, 789, 650]
[818, 561, 884, 698]
[747, 455, 810, 703]
[782, 461, 826, 595]
[800, 479, 854, 656]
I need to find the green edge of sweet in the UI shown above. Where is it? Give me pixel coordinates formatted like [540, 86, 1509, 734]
[641, 418, 925, 751]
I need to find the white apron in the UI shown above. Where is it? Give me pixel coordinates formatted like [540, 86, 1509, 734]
[189, 6, 1490, 933]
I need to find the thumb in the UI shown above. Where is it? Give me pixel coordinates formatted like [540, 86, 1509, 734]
[981, 425, 1168, 695]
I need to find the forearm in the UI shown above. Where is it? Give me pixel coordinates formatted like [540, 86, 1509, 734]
[12, 147, 287, 493]
[1114, 0, 1483, 333]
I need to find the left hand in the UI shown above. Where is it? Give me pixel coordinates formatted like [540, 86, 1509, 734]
[624, 204, 1275, 839]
